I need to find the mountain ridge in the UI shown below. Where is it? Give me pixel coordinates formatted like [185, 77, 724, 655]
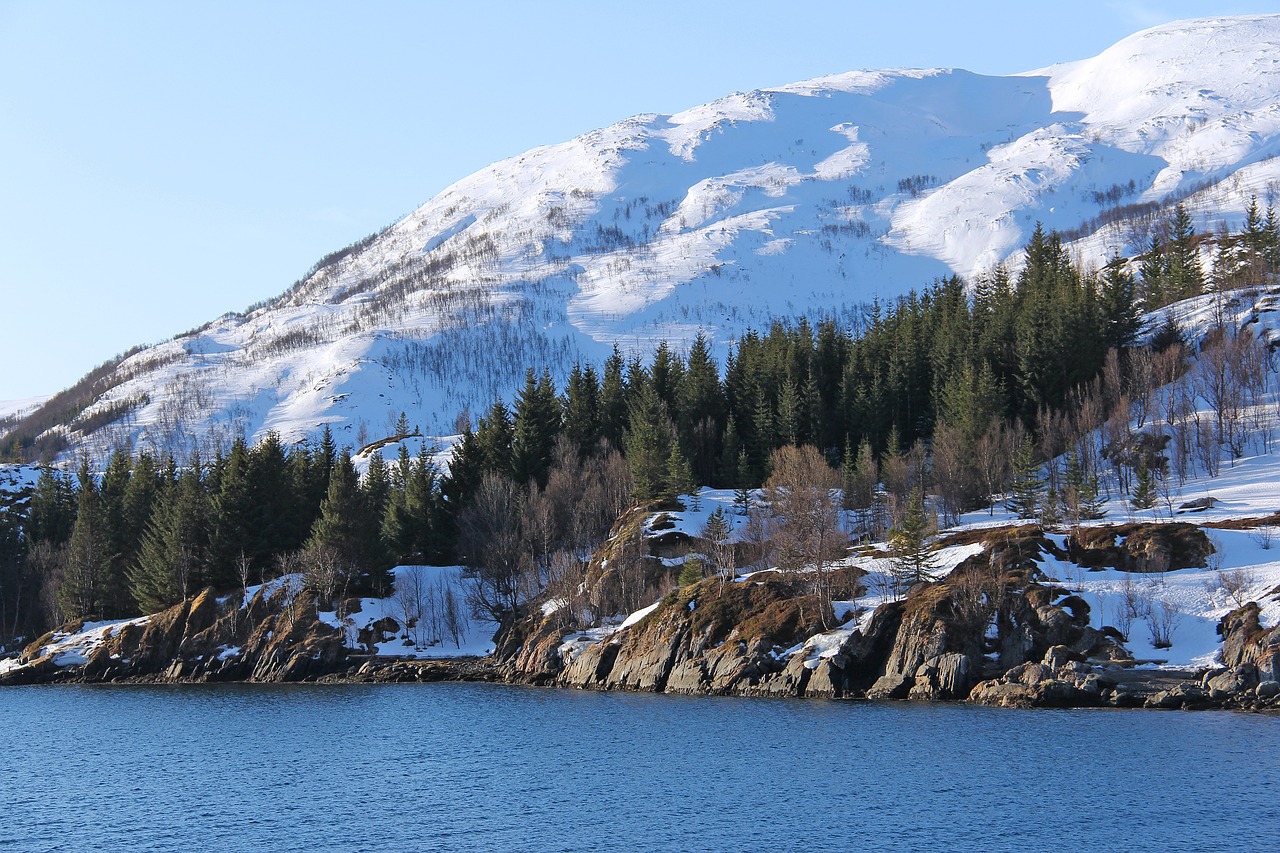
[10, 14, 1280, 463]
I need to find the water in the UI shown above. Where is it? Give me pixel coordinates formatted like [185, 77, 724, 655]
[2, 683, 1277, 852]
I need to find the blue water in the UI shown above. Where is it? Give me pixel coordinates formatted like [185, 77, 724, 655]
[2, 683, 1277, 852]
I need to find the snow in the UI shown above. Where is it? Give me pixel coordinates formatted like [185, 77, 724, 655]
[317, 565, 499, 658]
[35, 15, 1280, 468]
[11, 616, 152, 671]
[0, 396, 49, 423]
[619, 600, 661, 630]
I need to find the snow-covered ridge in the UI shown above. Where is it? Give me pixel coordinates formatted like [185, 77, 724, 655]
[27, 14, 1280, 463]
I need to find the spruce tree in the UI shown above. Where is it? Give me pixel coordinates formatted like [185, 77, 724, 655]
[60, 459, 109, 620]
[511, 369, 561, 488]
[1007, 435, 1043, 520]
[666, 442, 696, 506]
[888, 488, 937, 590]
[1131, 456, 1157, 510]
[308, 450, 377, 576]
[129, 463, 210, 613]
[624, 384, 673, 503]
[562, 363, 601, 455]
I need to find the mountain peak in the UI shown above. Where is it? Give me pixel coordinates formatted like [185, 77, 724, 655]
[12, 15, 1280, 463]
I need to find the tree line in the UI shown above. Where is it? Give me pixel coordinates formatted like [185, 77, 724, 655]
[3, 209, 1277, 646]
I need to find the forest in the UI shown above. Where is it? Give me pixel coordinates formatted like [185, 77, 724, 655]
[2, 202, 1280, 648]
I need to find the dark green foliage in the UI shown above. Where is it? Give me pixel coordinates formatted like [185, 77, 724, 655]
[129, 462, 211, 614]
[562, 363, 601, 455]
[625, 383, 674, 503]
[511, 369, 561, 488]
[888, 488, 937, 589]
[1007, 435, 1043, 520]
[1131, 456, 1157, 510]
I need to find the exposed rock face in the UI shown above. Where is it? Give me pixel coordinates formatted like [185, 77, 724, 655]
[0, 583, 352, 685]
[1176, 603, 1280, 710]
[1065, 523, 1214, 573]
[499, 525, 1151, 706]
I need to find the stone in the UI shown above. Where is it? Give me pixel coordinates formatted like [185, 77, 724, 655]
[1256, 680, 1280, 700]
[867, 672, 912, 700]
[1042, 645, 1077, 670]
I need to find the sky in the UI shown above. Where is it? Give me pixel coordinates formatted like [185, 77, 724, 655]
[2, 0, 1279, 401]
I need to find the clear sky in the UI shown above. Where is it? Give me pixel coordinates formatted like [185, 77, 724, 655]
[2, 0, 1278, 401]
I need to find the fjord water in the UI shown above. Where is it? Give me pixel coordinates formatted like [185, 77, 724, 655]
[3, 684, 1277, 852]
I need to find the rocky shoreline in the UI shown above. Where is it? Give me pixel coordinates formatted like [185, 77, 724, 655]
[4, 526, 1277, 713]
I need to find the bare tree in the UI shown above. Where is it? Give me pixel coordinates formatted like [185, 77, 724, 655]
[761, 445, 851, 627]
[457, 471, 529, 623]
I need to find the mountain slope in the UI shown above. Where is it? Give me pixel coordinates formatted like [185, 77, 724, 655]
[17, 14, 1280, 462]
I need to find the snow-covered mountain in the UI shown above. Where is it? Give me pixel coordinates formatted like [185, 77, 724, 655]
[23, 15, 1280, 462]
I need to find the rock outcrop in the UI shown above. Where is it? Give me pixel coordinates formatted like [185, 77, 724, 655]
[498, 525, 1149, 706]
[0, 582, 351, 685]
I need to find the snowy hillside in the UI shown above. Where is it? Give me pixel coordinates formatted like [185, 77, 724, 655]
[24, 14, 1280, 463]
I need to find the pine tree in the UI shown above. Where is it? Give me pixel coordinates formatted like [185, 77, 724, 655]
[308, 450, 379, 578]
[1131, 456, 1157, 510]
[25, 467, 77, 547]
[776, 378, 802, 446]
[129, 463, 210, 614]
[60, 459, 109, 620]
[511, 368, 561, 488]
[599, 345, 628, 450]
[475, 400, 514, 477]
[1098, 256, 1143, 349]
[1063, 449, 1106, 523]
[1007, 435, 1043, 520]
[624, 384, 673, 503]
[701, 506, 732, 579]
[1166, 203, 1204, 302]
[888, 488, 937, 590]
[666, 442, 696, 506]
[733, 450, 753, 516]
[562, 362, 601, 455]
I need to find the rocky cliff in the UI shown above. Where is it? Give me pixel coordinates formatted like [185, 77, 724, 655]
[0, 581, 350, 685]
[498, 527, 1151, 703]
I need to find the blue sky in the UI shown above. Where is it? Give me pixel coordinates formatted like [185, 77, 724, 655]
[2, 0, 1278, 400]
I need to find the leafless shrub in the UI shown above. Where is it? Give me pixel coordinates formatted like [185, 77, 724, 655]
[1220, 567, 1259, 609]
[1148, 597, 1183, 649]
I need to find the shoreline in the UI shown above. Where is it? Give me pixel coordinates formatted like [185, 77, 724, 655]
[10, 655, 1277, 714]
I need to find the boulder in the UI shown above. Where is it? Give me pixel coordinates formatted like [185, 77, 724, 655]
[1205, 665, 1259, 700]
[867, 672, 913, 700]
[1043, 645, 1078, 670]
[908, 653, 971, 701]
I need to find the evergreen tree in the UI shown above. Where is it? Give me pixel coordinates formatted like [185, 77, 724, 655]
[599, 345, 628, 450]
[1007, 435, 1043, 520]
[1131, 456, 1157, 510]
[888, 488, 937, 590]
[776, 378, 802, 447]
[624, 384, 673, 503]
[511, 368, 561, 488]
[60, 459, 109, 620]
[475, 400, 514, 477]
[1098, 256, 1143, 349]
[97, 449, 135, 615]
[733, 450, 753, 515]
[211, 437, 254, 588]
[1166, 203, 1204, 302]
[309, 450, 381, 578]
[676, 331, 723, 485]
[25, 467, 77, 547]
[666, 442, 696, 506]
[562, 363, 601, 455]
[129, 463, 210, 613]
[1063, 449, 1105, 525]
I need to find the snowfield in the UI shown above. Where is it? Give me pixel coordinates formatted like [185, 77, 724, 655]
[22, 14, 1280, 468]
